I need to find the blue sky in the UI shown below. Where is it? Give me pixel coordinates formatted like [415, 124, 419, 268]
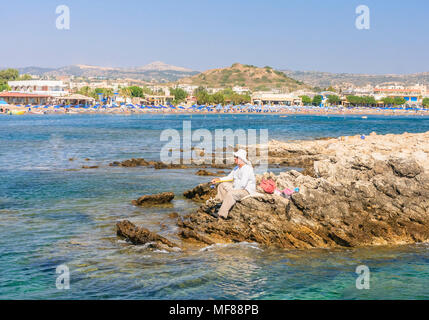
[1, 0, 428, 74]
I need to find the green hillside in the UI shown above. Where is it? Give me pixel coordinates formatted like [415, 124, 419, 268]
[178, 63, 308, 91]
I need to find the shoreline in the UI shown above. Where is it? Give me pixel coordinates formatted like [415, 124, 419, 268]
[2, 104, 429, 117]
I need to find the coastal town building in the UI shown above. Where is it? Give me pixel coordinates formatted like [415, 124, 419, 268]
[8, 80, 69, 97]
[251, 92, 302, 106]
[134, 95, 174, 106]
[232, 86, 251, 94]
[206, 87, 223, 94]
[175, 84, 199, 95]
[69, 80, 131, 91]
[342, 84, 374, 96]
[55, 93, 95, 105]
[0, 92, 51, 105]
[373, 84, 426, 105]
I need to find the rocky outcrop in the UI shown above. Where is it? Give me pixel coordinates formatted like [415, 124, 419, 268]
[178, 132, 429, 249]
[132, 192, 175, 206]
[116, 220, 179, 250]
[117, 131, 429, 250]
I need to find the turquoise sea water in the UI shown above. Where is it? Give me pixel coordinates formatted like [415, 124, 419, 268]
[0, 113, 428, 300]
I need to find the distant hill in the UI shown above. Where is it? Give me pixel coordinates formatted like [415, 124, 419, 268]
[282, 70, 429, 88]
[16, 66, 56, 75]
[178, 63, 309, 92]
[13, 62, 428, 88]
[15, 62, 198, 82]
[133, 61, 193, 72]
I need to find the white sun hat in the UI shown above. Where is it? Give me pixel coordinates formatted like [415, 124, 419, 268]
[233, 149, 249, 164]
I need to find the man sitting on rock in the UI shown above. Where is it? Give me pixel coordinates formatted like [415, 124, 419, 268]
[208, 149, 256, 219]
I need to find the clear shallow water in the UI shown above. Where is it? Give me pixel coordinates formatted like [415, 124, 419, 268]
[1, 114, 429, 300]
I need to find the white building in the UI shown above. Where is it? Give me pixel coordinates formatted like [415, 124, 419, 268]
[232, 86, 250, 94]
[8, 80, 69, 97]
[251, 92, 302, 106]
[175, 84, 199, 95]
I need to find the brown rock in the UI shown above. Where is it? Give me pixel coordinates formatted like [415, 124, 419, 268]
[82, 165, 99, 169]
[196, 169, 218, 176]
[183, 183, 217, 202]
[116, 220, 178, 249]
[132, 192, 175, 206]
[168, 212, 179, 219]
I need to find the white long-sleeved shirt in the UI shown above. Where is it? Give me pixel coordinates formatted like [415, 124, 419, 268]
[220, 164, 256, 195]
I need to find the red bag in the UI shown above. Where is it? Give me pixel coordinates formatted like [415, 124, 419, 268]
[260, 179, 276, 194]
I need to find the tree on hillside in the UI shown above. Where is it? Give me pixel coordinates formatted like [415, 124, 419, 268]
[230, 93, 250, 105]
[0, 68, 19, 82]
[364, 96, 377, 106]
[381, 97, 394, 106]
[128, 86, 144, 98]
[119, 87, 131, 99]
[193, 86, 207, 96]
[393, 97, 406, 106]
[300, 95, 312, 105]
[170, 88, 187, 104]
[141, 86, 153, 95]
[198, 92, 211, 105]
[327, 95, 340, 105]
[312, 95, 322, 106]
[222, 88, 234, 96]
[77, 86, 94, 98]
[93, 88, 114, 101]
[0, 68, 19, 91]
[19, 74, 33, 80]
[212, 92, 225, 104]
[346, 95, 377, 107]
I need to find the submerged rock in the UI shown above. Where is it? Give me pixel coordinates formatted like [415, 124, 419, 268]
[110, 158, 152, 167]
[168, 212, 179, 219]
[132, 192, 175, 206]
[81, 165, 99, 169]
[195, 169, 218, 176]
[116, 220, 179, 250]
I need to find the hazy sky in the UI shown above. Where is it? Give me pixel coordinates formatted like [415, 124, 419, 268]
[1, 0, 428, 74]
